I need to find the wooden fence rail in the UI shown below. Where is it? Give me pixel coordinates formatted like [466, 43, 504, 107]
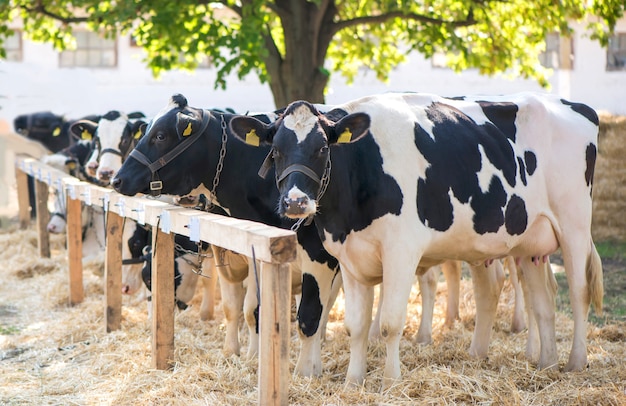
[14, 154, 296, 406]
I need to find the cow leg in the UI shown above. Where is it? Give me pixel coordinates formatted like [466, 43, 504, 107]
[441, 260, 461, 328]
[218, 274, 245, 357]
[561, 239, 602, 372]
[342, 270, 374, 386]
[198, 258, 218, 321]
[414, 266, 437, 345]
[468, 261, 504, 358]
[378, 264, 418, 389]
[295, 264, 340, 376]
[518, 258, 558, 370]
[368, 285, 383, 341]
[243, 261, 260, 358]
[505, 257, 527, 333]
[319, 269, 342, 342]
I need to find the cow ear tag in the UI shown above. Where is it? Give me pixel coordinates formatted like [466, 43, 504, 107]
[67, 161, 77, 170]
[81, 129, 92, 140]
[337, 127, 352, 143]
[245, 129, 260, 146]
[53, 127, 61, 137]
[134, 129, 142, 139]
[182, 122, 193, 136]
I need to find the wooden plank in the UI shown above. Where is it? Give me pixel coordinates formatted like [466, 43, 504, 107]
[258, 262, 291, 406]
[172, 210, 297, 264]
[105, 210, 123, 332]
[151, 225, 175, 370]
[66, 191, 84, 305]
[34, 178, 51, 258]
[15, 168, 31, 229]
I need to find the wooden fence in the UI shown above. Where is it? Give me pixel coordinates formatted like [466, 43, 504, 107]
[14, 154, 296, 406]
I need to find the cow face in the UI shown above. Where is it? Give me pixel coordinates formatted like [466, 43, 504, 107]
[112, 94, 208, 197]
[230, 101, 370, 219]
[70, 119, 100, 177]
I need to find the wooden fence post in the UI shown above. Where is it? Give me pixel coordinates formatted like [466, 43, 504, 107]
[34, 178, 50, 258]
[66, 185, 84, 305]
[151, 223, 175, 370]
[105, 210, 123, 332]
[258, 262, 292, 406]
[15, 168, 30, 229]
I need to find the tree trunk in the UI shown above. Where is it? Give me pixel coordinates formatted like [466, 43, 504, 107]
[265, 0, 337, 109]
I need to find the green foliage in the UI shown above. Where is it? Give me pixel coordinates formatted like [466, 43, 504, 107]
[0, 0, 624, 103]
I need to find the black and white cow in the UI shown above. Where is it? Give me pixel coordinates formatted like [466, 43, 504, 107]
[13, 111, 102, 153]
[13, 111, 103, 218]
[111, 95, 341, 375]
[229, 92, 603, 386]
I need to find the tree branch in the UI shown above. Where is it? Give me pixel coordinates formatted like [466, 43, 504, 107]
[331, 8, 476, 36]
[22, 0, 88, 24]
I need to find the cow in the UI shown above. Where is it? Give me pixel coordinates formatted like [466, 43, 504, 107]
[139, 233, 214, 316]
[43, 139, 99, 233]
[111, 95, 343, 375]
[228, 92, 603, 387]
[13, 111, 103, 218]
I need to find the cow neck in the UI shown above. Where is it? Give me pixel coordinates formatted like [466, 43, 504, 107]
[128, 110, 210, 196]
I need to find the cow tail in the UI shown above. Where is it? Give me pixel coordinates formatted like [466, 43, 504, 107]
[587, 240, 604, 316]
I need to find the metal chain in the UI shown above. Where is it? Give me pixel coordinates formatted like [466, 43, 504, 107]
[174, 242, 214, 278]
[208, 115, 228, 207]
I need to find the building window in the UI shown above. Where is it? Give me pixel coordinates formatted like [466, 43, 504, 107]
[59, 31, 117, 68]
[607, 33, 626, 71]
[539, 33, 573, 70]
[3, 31, 23, 62]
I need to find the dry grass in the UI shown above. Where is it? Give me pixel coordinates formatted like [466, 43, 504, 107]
[1, 227, 625, 405]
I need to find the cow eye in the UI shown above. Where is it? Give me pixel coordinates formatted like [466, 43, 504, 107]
[319, 146, 329, 155]
[155, 133, 166, 142]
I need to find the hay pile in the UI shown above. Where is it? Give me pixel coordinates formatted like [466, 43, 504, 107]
[1, 226, 625, 405]
[593, 113, 626, 241]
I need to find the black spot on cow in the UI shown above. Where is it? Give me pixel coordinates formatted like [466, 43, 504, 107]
[477, 101, 519, 142]
[517, 157, 527, 186]
[504, 194, 528, 235]
[414, 102, 517, 233]
[298, 273, 323, 337]
[561, 99, 599, 126]
[471, 176, 507, 234]
[585, 143, 597, 192]
[524, 151, 537, 176]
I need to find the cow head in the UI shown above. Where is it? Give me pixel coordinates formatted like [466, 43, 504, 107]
[71, 111, 146, 184]
[230, 101, 370, 219]
[112, 94, 210, 197]
[13, 111, 68, 152]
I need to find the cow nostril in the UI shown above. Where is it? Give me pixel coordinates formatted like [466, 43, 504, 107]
[111, 177, 121, 190]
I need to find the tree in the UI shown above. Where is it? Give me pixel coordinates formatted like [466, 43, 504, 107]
[0, 0, 624, 108]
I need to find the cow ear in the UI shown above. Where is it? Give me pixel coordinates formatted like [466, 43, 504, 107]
[328, 112, 371, 144]
[70, 120, 98, 141]
[131, 121, 147, 140]
[229, 116, 275, 146]
[176, 112, 202, 138]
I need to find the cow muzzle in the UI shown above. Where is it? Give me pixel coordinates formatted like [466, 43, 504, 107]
[281, 188, 316, 218]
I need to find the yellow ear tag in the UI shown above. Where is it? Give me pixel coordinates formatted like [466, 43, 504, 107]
[182, 122, 192, 136]
[337, 128, 352, 143]
[81, 129, 92, 140]
[67, 161, 77, 170]
[134, 129, 142, 139]
[53, 127, 61, 137]
[245, 129, 260, 146]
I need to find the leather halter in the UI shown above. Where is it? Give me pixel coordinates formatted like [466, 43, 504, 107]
[128, 111, 210, 196]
